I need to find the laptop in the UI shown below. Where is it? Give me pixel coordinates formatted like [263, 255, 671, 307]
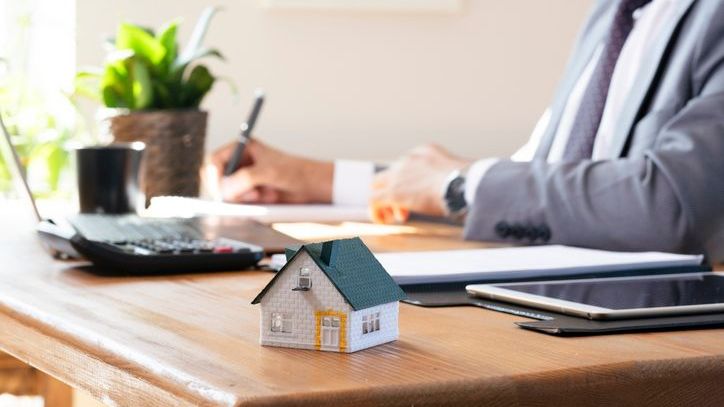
[0, 109, 299, 274]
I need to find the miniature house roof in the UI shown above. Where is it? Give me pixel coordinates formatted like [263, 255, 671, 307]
[251, 237, 406, 310]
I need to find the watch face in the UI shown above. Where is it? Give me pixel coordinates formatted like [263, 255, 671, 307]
[445, 175, 467, 215]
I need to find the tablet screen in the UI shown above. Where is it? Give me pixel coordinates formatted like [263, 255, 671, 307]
[496, 273, 724, 310]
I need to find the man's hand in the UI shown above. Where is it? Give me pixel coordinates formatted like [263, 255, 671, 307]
[371, 143, 472, 223]
[206, 139, 334, 204]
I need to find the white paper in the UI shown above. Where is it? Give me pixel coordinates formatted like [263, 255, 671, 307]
[146, 196, 369, 224]
[374, 245, 704, 284]
[269, 245, 704, 284]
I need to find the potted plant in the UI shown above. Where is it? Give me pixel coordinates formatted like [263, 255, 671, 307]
[76, 7, 225, 203]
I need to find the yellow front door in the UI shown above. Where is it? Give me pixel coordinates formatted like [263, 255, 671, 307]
[315, 311, 347, 352]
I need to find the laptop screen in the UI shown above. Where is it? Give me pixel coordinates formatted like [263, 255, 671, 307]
[0, 109, 42, 221]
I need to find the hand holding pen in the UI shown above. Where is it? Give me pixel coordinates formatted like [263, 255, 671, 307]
[224, 89, 265, 176]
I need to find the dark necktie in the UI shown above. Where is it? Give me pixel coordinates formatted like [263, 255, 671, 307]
[562, 0, 653, 161]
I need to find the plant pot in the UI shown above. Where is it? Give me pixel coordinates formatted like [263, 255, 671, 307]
[107, 110, 207, 205]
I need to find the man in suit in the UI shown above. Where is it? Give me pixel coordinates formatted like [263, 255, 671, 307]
[211, 0, 724, 261]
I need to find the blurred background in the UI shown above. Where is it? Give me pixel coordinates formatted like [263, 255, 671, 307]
[0, 0, 591, 200]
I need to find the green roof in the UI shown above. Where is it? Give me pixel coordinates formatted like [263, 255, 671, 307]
[252, 237, 406, 310]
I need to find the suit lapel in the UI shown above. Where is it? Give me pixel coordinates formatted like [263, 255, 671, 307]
[606, 0, 696, 158]
[535, 2, 617, 160]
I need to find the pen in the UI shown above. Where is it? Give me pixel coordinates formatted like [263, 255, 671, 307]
[224, 89, 265, 176]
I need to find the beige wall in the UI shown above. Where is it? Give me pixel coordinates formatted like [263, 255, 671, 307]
[76, 0, 593, 162]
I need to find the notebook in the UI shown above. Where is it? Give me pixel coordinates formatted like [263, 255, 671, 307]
[375, 245, 704, 285]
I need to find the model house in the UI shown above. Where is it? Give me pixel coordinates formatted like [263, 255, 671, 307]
[252, 237, 407, 353]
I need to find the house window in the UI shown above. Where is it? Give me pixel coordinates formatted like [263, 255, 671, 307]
[271, 312, 292, 333]
[297, 267, 312, 290]
[362, 312, 380, 334]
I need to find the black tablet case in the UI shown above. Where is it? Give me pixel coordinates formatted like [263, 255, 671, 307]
[400, 266, 724, 336]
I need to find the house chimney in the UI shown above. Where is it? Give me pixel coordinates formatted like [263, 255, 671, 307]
[320, 241, 336, 265]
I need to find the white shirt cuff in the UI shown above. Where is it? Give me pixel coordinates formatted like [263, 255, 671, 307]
[464, 158, 499, 206]
[332, 160, 375, 206]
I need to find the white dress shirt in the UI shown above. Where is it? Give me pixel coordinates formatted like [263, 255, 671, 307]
[547, 0, 678, 162]
[333, 0, 677, 206]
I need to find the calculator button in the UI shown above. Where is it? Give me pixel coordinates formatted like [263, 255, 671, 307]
[133, 247, 153, 255]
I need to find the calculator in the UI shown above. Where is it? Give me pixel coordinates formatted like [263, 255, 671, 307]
[64, 214, 264, 274]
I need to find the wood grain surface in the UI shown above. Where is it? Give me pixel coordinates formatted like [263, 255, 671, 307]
[0, 208, 722, 406]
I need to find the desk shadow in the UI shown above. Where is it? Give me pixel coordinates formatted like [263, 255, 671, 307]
[57, 263, 274, 287]
[68, 264, 135, 277]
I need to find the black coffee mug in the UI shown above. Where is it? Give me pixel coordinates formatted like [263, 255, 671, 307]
[76, 143, 145, 214]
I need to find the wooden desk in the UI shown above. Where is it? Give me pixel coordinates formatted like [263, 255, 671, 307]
[0, 212, 723, 406]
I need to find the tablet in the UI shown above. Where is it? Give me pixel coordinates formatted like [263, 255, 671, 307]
[466, 272, 724, 320]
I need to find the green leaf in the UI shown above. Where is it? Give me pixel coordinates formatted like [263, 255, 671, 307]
[99, 50, 153, 109]
[151, 80, 174, 108]
[179, 47, 224, 67]
[131, 58, 153, 109]
[157, 20, 179, 57]
[0, 155, 10, 192]
[182, 65, 215, 107]
[30, 142, 68, 191]
[101, 67, 129, 107]
[170, 48, 224, 90]
[73, 69, 103, 102]
[101, 53, 133, 108]
[102, 86, 125, 108]
[156, 20, 179, 74]
[137, 25, 156, 37]
[175, 7, 221, 70]
[116, 23, 166, 67]
[0, 136, 11, 192]
[75, 68, 103, 78]
[83, 8, 225, 110]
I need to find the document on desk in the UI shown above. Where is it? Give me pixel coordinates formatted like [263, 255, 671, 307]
[147, 196, 369, 223]
[374, 245, 705, 285]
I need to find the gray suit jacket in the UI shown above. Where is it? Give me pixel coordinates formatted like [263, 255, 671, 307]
[464, 0, 724, 262]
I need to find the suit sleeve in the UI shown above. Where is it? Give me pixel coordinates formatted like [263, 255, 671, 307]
[464, 15, 724, 260]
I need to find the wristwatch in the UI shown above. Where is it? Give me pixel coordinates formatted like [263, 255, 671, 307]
[442, 169, 468, 219]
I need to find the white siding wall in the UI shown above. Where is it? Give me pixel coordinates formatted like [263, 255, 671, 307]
[259, 251, 351, 350]
[348, 302, 399, 353]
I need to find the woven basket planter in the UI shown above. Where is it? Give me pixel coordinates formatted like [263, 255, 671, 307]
[108, 110, 207, 205]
